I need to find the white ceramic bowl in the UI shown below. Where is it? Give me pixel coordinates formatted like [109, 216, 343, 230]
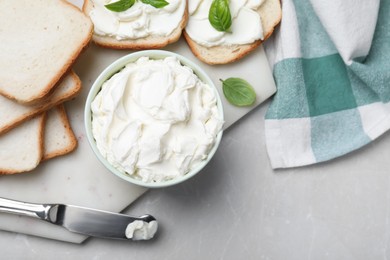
[84, 50, 224, 188]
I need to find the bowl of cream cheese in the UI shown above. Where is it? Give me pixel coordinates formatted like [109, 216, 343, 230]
[85, 50, 224, 188]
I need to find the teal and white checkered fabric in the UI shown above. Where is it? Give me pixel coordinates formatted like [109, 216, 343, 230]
[264, 0, 390, 168]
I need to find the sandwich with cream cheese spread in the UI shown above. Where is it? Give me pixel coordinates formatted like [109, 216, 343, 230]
[83, 0, 188, 49]
[183, 0, 281, 64]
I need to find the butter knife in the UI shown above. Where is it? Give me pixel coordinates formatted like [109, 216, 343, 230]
[0, 197, 157, 240]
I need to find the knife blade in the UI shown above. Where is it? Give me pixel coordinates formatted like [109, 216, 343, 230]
[0, 197, 157, 240]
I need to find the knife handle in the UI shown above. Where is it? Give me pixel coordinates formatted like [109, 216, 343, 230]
[0, 197, 53, 221]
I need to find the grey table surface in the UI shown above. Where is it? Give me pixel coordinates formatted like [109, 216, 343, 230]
[1, 100, 390, 259]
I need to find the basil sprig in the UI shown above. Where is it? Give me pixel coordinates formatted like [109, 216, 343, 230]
[220, 78, 256, 106]
[140, 0, 169, 8]
[105, 0, 135, 12]
[105, 0, 168, 12]
[208, 0, 232, 32]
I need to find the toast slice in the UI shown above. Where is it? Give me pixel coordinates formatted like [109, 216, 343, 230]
[0, 72, 81, 136]
[0, 0, 92, 103]
[83, 0, 188, 49]
[42, 105, 78, 161]
[183, 0, 282, 64]
[0, 114, 46, 175]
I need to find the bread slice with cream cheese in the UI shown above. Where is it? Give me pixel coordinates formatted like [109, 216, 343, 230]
[0, 72, 81, 135]
[183, 0, 281, 64]
[0, 115, 46, 175]
[0, 0, 92, 103]
[83, 0, 188, 49]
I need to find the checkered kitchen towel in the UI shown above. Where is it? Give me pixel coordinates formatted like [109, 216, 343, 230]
[263, 0, 390, 168]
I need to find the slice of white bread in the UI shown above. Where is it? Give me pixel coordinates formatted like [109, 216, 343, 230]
[83, 0, 188, 49]
[183, 0, 282, 64]
[42, 104, 78, 161]
[0, 114, 46, 175]
[0, 0, 92, 103]
[0, 72, 81, 135]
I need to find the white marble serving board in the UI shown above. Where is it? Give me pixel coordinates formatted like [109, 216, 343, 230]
[0, 0, 276, 244]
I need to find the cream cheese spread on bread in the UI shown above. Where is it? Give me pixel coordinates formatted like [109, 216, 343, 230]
[186, 0, 265, 47]
[91, 57, 223, 183]
[89, 0, 186, 40]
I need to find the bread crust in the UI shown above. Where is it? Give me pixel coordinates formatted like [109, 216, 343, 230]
[42, 104, 78, 161]
[83, 0, 188, 49]
[0, 72, 81, 136]
[183, 0, 282, 65]
[38, 114, 47, 168]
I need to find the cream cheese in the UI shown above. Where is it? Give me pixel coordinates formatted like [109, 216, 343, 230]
[125, 220, 158, 240]
[91, 56, 223, 183]
[186, 0, 265, 47]
[89, 0, 186, 40]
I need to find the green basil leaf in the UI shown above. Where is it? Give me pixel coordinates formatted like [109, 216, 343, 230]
[105, 0, 135, 12]
[208, 0, 232, 32]
[140, 0, 169, 8]
[220, 78, 256, 106]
